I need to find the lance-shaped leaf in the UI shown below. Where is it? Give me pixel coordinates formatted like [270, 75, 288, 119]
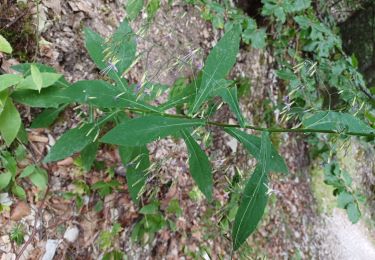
[17, 73, 63, 91]
[181, 129, 213, 200]
[303, 111, 374, 135]
[108, 20, 137, 74]
[12, 63, 56, 74]
[44, 123, 99, 163]
[119, 145, 150, 203]
[84, 20, 136, 77]
[11, 63, 69, 88]
[0, 74, 23, 92]
[0, 172, 12, 190]
[101, 115, 205, 146]
[0, 99, 21, 146]
[0, 34, 12, 54]
[30, 64, 43, 92]
[84, 28, 107, 70]
[225, 128, 288, 174]
[80, 141, 100, 172]
[31, 105, 67, 128]
[160, 78, 198, 111]
[126, 0, 144, 20]
[232, 132, 272, 250]
[12, 86, 71, 108]
[63, 80, 159, 112]
[213, 84, 245, 127]
[189, 25, 241, 114]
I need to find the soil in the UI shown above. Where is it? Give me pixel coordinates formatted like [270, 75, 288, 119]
[0, 0, 374, 259]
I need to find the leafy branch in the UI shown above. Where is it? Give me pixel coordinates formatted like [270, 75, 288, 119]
[1, 2, 374, 253]
[121, 106, 375, 137]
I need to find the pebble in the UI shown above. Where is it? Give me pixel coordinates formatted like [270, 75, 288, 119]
[63, 226, 79, 243]
[42, 240, 60, 260]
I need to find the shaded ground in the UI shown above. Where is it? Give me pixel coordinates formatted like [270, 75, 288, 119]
[0, 0, 374, 259]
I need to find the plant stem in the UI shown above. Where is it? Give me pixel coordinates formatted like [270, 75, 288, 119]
[122, 107, 375, 138]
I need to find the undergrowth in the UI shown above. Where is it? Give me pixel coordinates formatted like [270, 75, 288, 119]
[0, 0, 374, 257]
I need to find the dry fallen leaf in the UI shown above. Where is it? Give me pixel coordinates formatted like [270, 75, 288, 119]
[10, 201, 31, 221]
[57, 157, 74, 166]
[28, 134, 49, 143]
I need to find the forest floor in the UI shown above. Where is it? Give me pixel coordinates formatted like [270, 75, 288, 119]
[0, 0, 374, 259]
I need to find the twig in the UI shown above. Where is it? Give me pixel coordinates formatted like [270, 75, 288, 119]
[0, 11, 28, 31]
[15, 186, 50, 260]
[120, 107, 375, 138]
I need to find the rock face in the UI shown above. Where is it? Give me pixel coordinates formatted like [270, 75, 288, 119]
[339, 1, 375, 85]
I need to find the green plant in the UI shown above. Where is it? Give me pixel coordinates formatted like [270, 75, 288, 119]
[131, 201, 167, 243]
[98, 222, 125, 259]
[0, 147, 48, 200]
[124, 0, 161, 21]
[0, 35, 62, 146]
[10, 223, 26, 246]
[62, 179, 90, 210]
[0, 1, 374, 252]
[324, 162, 365, 223]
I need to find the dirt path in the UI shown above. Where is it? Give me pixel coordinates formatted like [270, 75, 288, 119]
[316, 209, 375, 259]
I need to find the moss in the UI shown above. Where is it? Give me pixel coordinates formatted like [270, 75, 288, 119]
[310, 161, 337, 215]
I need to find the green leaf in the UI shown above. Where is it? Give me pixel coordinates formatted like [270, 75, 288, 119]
[146, 0, 160, 20]
[106, 20, 137, 74]
[140, 201, 159, 214]
[0, 98, 21, 146]
[160, 78, 197, 111]
[274, 6, 286, 23]
[232, 132, 272, 250]
[12, 63, 69, 87]
[80, 141, 99, 172]
[119, 145, 150, 203]
[12, 86, 71, 108]
[30, 64, 43, 92]
[213, 85, 245, 127]
[17, 73, 63, 91]
[347, 202, 361, 224]
[16, 124, 28, 145]
[224, 128, 288, 174]
[101, 115, 205, 146]
[29, 167, 48, 190]
[302, 111, 375, 135]
[1, 152, 17, 175]
[248, 28, 267, 49]
[12, 63, 56, 74]
[181, 130, 213, 200]
[31, 105, 66, 128]
[84, 28, 107, 70]
[0, 34, 12, 54]
[126, 0, 144, 20]
[337, 191, 354, 208]
[63, 80, 159, 112]
[19, 165, 36, 178]
[0, 172, 12, 190]
[0, 74, 23, 92]
[11, 185, 26, 200]
[212, 15, 225, 29]
[291, 0, 311, 12]
[44, 123, 99, 163]
[103, 250, 124, 260]
[276, 69, 297, 81]
[189, 25, 241, 114]
[294, 16, 311, 29]
[84, 24, 135, 84]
